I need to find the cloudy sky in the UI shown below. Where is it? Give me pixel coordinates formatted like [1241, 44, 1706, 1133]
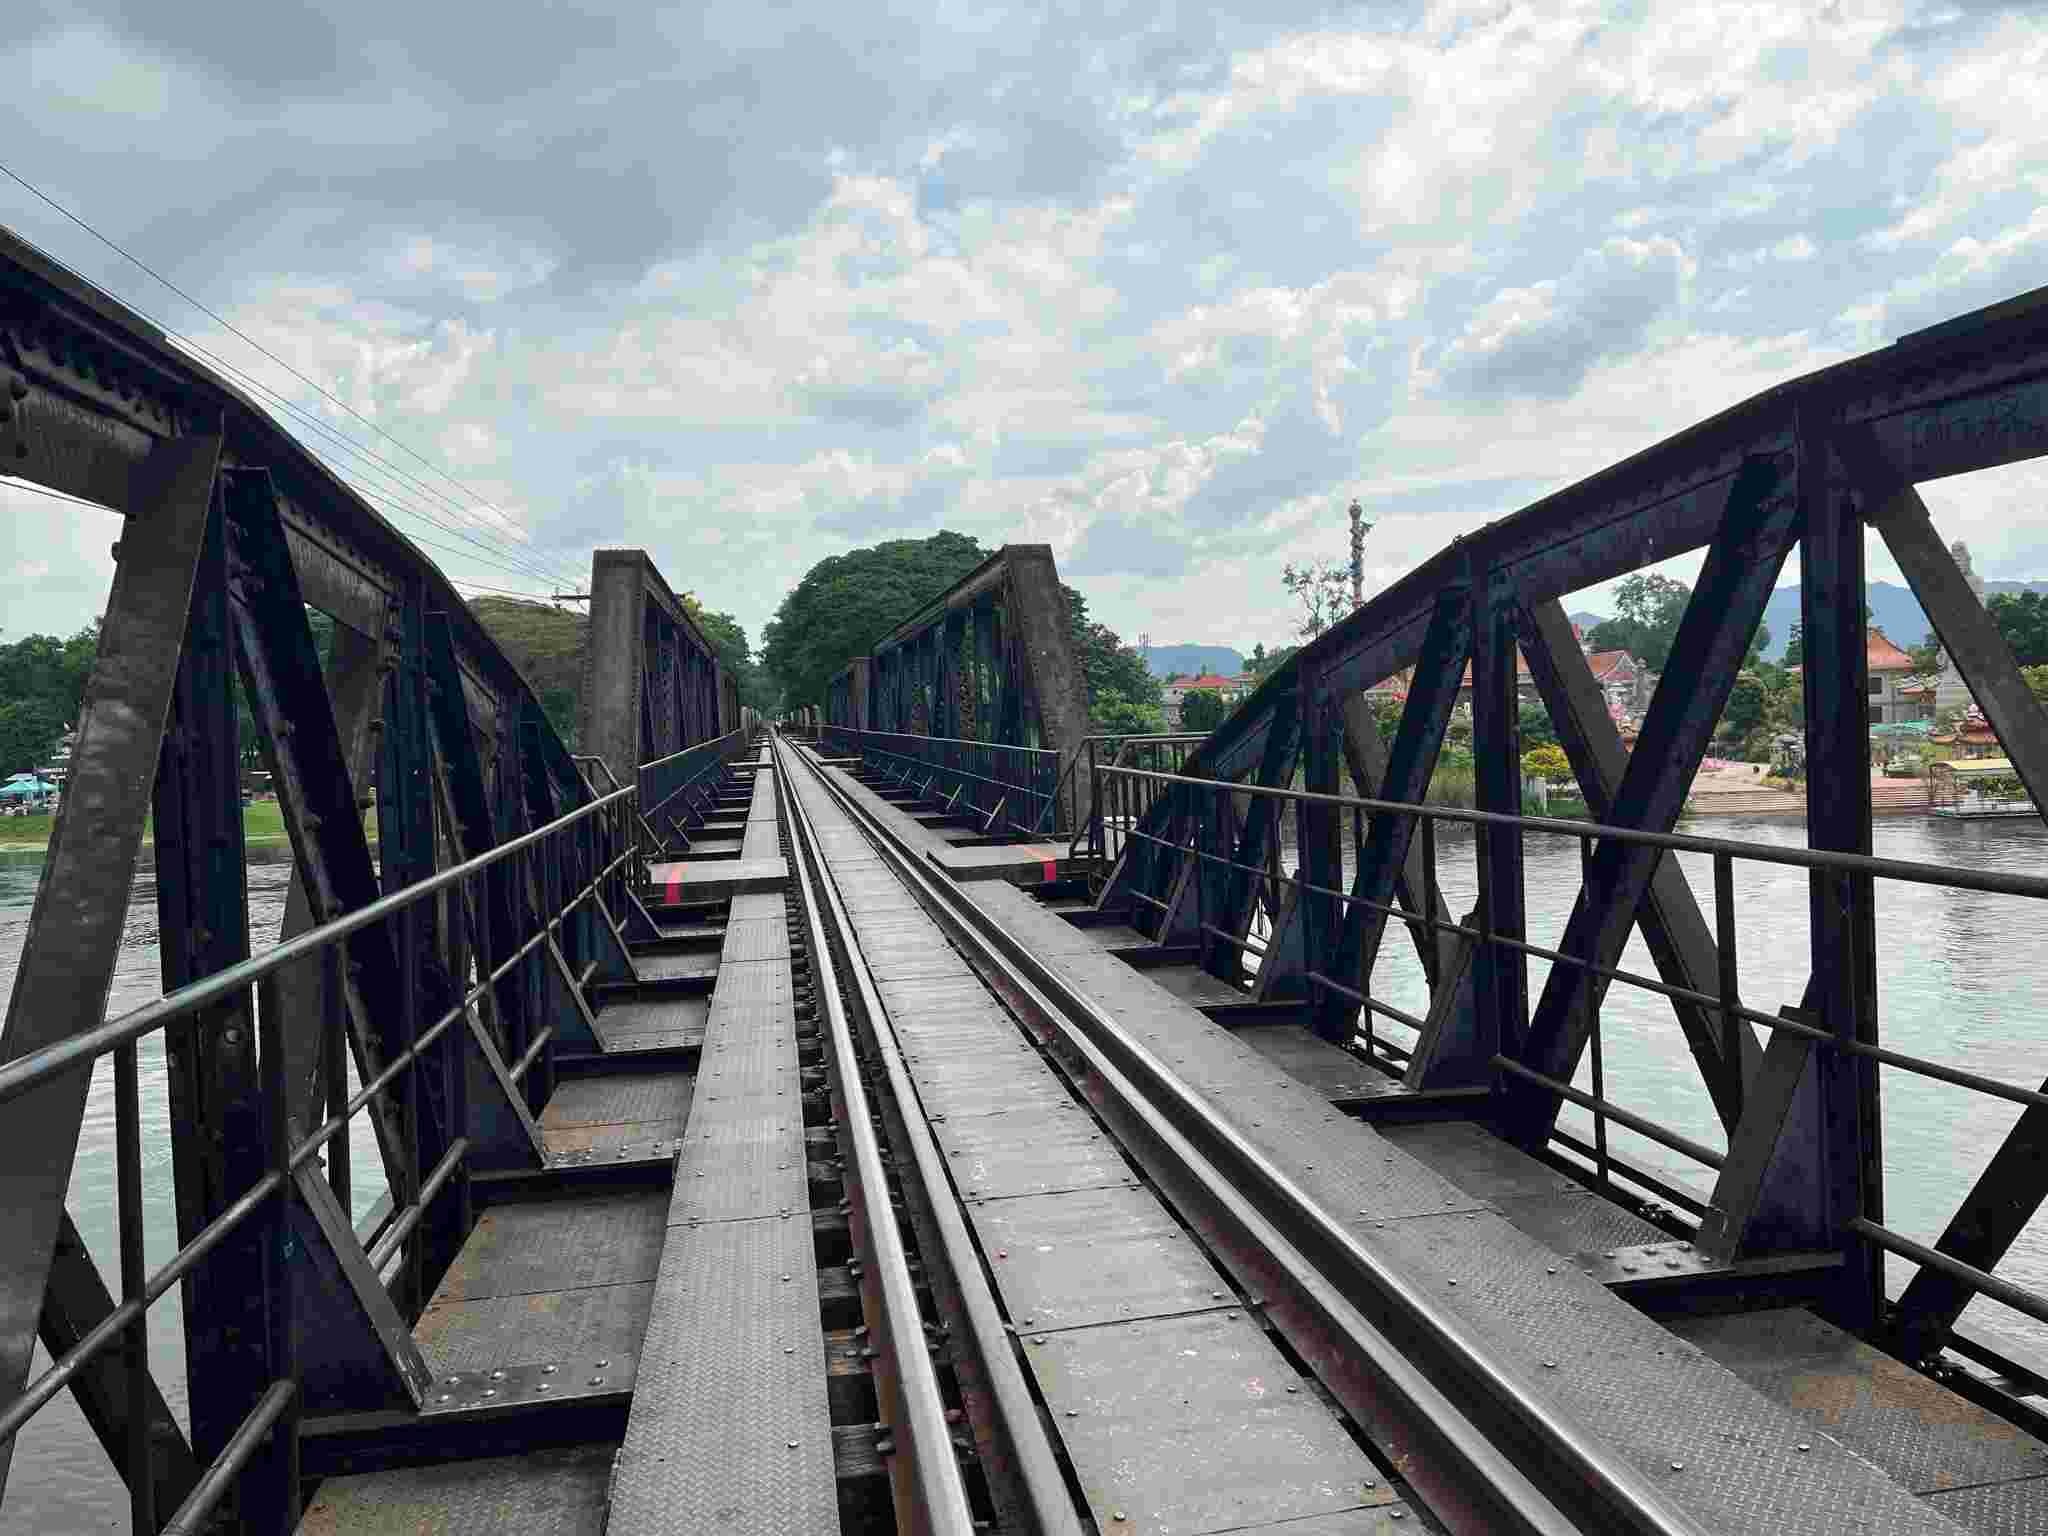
[3, 0, 2046, 661]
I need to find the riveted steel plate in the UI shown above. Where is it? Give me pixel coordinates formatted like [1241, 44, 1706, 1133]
[1148, 963, 1254, 1007]
[909, 1048, 1082, 1121]
[297, 1443, 615, 1536]
[646, 920, 724, 943]
[593, 994, 708, 1051]
[934, 1106, 1134, 1202]
[543, 1073, 694, 1130]
[415, 1280, 655, 1377]
[885, 998, 1021, 1048]
[728, 891, 785, 923]
[1492, 1190, 1668, 1259]
[632, 948, 721, 982]
[1025, 1309, 1385, 1535]
[421, 1354, 635, 1417]
[718, 913, 790, 965]
[609, 1216, 836, 1536]
[697, 1005, 801, 1090]
[1360, 1211, 1963, 1534]
[544, 1130, 685, 1163]
[740, 822, 781, 860]
[706, 958, 792, 1014]
[876, 975, 1003, 1022]
[669, 1105, 808, 1225]
[1667, 1309, 2048, 1496]
[1923, 1475, 2048, 1533]
[1236, 1025, 1403, 1103]
[1378, 1120, 1585, 1200]
[968, 1185, 1230, 1330]
[432, 1194, 668, 1300]
[859, 934, 977, 983]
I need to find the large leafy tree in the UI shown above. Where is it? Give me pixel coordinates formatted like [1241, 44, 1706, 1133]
[679, 596, 775, 715]
[762, 532, 989, 709]
[1180, 689, 1226, 733]
[0, 624, 99, 773]
[1063, 586, 1162, 724]
[1990, 591, 2048, 667]
[1589, 573, 1770, 674]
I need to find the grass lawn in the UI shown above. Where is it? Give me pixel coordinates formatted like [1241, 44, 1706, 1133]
[0, 799, 372, 853]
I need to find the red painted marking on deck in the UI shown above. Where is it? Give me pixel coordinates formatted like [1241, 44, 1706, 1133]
[1041, 859, 1058, 883]
[666, 870, 683, 906]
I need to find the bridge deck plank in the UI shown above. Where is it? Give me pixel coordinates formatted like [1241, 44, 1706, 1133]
[297, 1443, 615, 1536]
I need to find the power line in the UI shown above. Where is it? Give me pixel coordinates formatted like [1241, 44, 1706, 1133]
[0, 158, 585, 587]
[9, 227, 584, 591]
[0, 190, 584, 592]
[4, 470, 570, 594]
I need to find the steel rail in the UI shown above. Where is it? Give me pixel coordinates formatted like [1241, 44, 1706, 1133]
[790, 743, 1706, 1536]
[768, 739, 982, 1536]
[775, 737, 1091, 1536]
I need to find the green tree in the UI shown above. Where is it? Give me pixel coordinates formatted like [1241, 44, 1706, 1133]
[1281, 559, 1354, 639]
[1063, 587, 1163, 721]
[761, 532, 987, 708]
[1588, 574, 1691, 673]
[1721, 673, 1771, 751]
[0, 697, 65, 776]
[1180, 689, 1226, 733]
[1781, 623, 1802, 669]
[1517, 698, 1557, 750]
[1990, 592, 2048, 667]
[1908, 631, 1945, 675]
[2021, 665, 2048, 708]
[1521, 743, 1571, 781]
[1090, 687, 1164, 735]
[1243, 642, 1270, 680]
[680, 597, 774, 715]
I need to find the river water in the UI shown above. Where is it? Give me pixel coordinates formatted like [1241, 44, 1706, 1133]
[5, 813, 2048, 1528]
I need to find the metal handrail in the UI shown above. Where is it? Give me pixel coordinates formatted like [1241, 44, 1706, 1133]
[822, 725, 1059, 837]
[1094, 760, 2048, 1335]
[0, 763, 658, 1531]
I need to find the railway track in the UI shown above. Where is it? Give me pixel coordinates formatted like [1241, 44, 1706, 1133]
[769, 729, 1706, 1536]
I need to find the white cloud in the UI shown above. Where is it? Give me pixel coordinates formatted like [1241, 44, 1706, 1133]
[5, 0, 2047, 661]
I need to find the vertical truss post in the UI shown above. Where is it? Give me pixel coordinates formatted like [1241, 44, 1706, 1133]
[155, 474, 273, 1485]
[1301, 667, 1345, 1017]
[0, 434, 220, 1503]
[1501, 454, 1795, 1143]
[1312, 587, 1473, 1042]
[1797, 412, 1884, 1331]
[1469, 566, 1528, 1064]
[1214, 691, 1300, 985]
[378, 575, 467, 1300]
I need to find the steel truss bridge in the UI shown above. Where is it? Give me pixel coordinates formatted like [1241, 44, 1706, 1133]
[8, 209, 2048, 1534]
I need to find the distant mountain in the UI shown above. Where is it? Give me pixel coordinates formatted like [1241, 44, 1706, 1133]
[1567, 610, 1607, 632]
[1142, 644, 1245, 679]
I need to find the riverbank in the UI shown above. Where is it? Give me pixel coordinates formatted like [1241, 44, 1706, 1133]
[0, 800, 370, 852]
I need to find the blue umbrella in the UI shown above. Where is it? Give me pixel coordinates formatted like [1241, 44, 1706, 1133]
[0, 776, 55, 799]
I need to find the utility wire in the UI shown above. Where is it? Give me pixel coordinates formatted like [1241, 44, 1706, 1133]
[0, 158, 584, 587]
[4, 471, 561, 596]
[11, 228, 584, 590]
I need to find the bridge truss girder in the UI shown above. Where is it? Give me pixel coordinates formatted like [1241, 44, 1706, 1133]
[824, 544, 1093, 833]
[0, 225, 632, 1528]
[1103, 286, 2048, 1352]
